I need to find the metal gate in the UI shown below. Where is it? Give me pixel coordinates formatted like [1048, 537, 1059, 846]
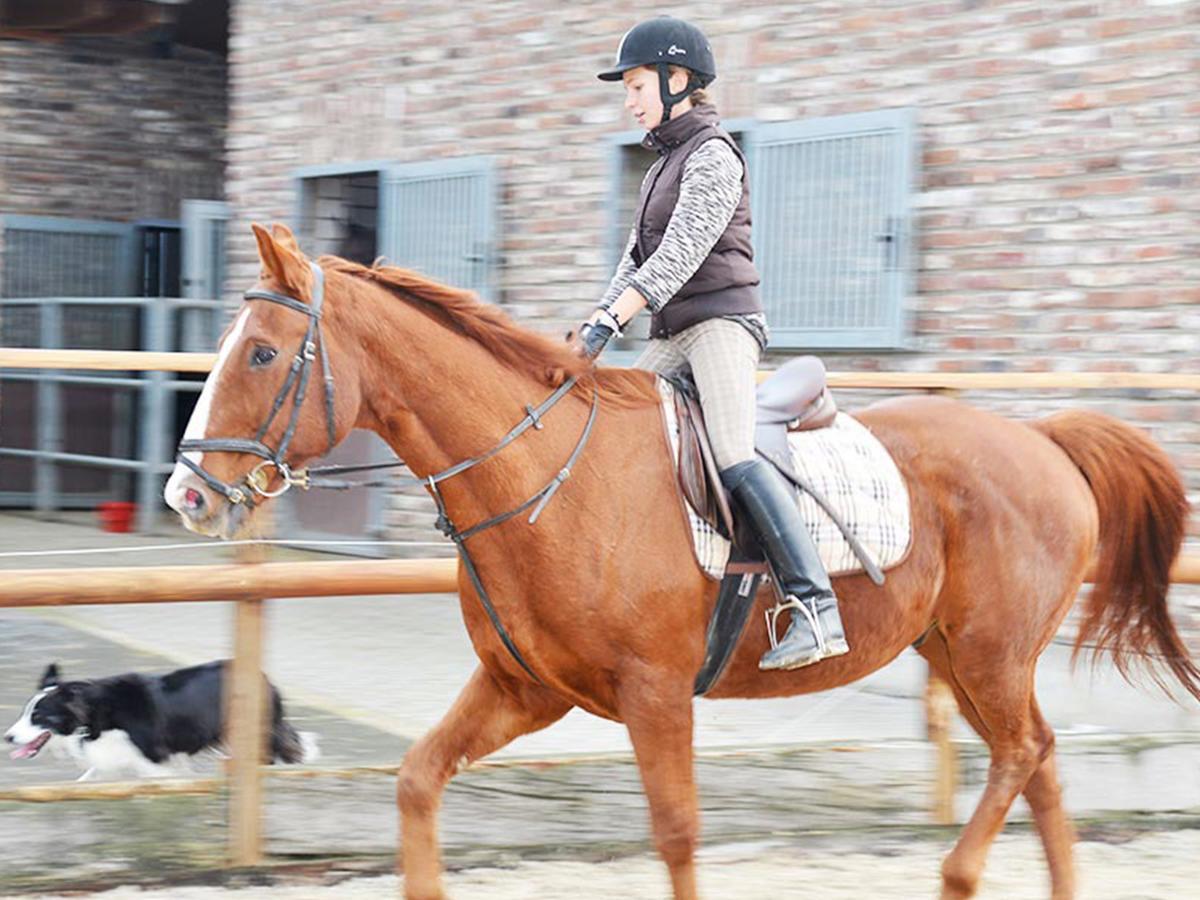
[379, 156, 497, 300]
[0, 211, 224, 526]
[0, 215, 139, 507]
[748, 108, 917, 349]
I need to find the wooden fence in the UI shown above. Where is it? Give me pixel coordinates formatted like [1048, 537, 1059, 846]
[1, 347, 1196, 864]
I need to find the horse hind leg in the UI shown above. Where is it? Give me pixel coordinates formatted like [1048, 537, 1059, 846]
[919, 629, 1046, 900]
[396, 665, 571, 900]
[1022, 698, 1076, 900]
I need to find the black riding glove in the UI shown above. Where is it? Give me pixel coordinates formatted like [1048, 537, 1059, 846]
[576, 307, 623, 360]
[579, 321, 615, 360]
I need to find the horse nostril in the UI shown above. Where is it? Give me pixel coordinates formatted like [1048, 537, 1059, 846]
[184, 488, 206, 512]
[3, 733, 14, 744]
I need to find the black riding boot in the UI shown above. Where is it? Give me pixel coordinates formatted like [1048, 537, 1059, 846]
[721, 458, 849, 671]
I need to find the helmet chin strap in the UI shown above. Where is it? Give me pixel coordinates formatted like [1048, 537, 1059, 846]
[656, 63, 699, 126]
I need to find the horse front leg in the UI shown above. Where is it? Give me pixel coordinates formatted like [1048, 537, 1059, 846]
[397, 665, 570, 900]
[620, 679, 700, 900]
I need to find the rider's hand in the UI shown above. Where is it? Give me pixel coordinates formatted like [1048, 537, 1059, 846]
[578, 321, 615, 360]
[573, 307, 622, 360]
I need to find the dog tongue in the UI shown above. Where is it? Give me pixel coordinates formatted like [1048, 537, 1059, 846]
[10, 732, 49, 759]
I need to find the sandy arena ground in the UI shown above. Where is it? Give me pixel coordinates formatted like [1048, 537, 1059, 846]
[27, 829, 1200, 900]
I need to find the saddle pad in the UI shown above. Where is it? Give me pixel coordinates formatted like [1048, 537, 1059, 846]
[658, 379, 912, 581]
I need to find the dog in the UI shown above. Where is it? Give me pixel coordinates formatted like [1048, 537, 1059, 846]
[4, 661, 318, 781]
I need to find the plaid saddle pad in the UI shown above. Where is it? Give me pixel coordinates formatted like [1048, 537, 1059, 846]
[659, 379, 912, 580]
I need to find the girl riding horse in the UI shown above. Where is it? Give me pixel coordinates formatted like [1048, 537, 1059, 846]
[581, 16, 847, 672]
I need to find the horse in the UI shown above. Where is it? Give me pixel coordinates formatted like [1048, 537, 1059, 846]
[164, 223, 1199, 900]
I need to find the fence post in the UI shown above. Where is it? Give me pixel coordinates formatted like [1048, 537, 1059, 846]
[226, 543, 268, 867]
[137, 297, 169, 533]
[34, 301, 62, 516]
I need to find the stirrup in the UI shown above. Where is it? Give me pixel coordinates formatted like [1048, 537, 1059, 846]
[764, 595, 826, 656]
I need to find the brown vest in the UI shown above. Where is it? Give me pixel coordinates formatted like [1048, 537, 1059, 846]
[633, 103, 763, 339]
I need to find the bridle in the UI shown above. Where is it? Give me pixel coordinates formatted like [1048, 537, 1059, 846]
[178, 261, 336, 506]
[175, 259, 599, 685]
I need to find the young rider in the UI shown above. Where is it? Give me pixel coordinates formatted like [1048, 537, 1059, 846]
[578, 16, 849, 670]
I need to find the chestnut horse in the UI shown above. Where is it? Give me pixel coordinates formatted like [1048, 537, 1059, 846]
[166, 225, 1198, 900]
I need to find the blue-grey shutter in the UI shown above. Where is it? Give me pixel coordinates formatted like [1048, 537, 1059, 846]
[379, 157, 497, 301]
[748, 109, 917, 350]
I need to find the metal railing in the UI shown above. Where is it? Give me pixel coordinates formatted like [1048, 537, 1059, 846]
[0, 297, 223, 530]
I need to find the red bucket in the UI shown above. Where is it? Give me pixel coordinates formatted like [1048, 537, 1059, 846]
[97, 501, 136, 533]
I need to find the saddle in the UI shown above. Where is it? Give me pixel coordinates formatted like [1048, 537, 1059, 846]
[671, 357, 890, 696]
[672, 355, 837, 543]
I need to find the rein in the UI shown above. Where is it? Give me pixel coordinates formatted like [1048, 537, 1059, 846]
[176, 261, 599, 684]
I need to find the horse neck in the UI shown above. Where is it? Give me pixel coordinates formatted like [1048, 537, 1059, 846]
[339, 283, 583, 507]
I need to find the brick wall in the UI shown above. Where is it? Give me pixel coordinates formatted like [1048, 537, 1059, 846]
[0, 37, 227, 223]
[225, 1, 1198, 553]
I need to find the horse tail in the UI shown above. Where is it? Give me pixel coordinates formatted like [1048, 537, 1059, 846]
[1033, 410, 1199, 702]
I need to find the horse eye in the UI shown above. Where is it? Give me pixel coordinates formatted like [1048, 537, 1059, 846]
[251, 345, 277, 368]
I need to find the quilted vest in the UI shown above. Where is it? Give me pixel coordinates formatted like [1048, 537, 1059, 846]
[633, 103, 763, 338]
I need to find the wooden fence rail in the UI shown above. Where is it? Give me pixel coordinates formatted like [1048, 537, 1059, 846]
[1, 553, 1196, 857]
[5, 347, 1200, 391]
[0, 556, 1195, 610]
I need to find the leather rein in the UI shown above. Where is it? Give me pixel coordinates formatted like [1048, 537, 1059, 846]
[177, 260, 599, 684]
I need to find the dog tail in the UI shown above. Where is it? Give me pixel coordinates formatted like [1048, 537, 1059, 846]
[271, 720, 303, 764]
[271, 719, 321, 764]
[268, 688, 320, 764]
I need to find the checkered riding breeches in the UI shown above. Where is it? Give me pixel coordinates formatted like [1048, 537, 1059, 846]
[634, 318, 762, 471]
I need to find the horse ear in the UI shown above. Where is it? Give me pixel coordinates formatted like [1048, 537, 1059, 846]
[251, 222, 309, 292]
[270, 223, 302, 256]
[40, 663, 60, 688]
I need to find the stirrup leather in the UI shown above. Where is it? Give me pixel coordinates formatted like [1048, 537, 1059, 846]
[764, 594, 827, 656]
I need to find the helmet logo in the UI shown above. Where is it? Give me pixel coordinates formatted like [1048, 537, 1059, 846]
[667, 44, 687, 56]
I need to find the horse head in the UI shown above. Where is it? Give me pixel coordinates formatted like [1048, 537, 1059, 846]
[164, 224, 363, 538]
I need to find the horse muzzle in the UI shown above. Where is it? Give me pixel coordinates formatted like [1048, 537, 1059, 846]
[164, 466, 253, 539]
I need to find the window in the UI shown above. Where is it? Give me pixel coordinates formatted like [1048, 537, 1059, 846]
[295, 166, 383, 266]
[608, 108, 917, 351]
[287, 157, 498, 554]
[379, 156, 497, 301]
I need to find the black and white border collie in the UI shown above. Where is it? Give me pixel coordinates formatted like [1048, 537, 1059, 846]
[4, 661, 318, 781]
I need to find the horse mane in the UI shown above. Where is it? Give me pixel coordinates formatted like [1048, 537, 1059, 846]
[319, 256, 659, 408]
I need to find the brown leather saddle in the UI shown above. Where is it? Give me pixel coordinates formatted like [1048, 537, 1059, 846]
[675, 357, 885, 696]
[674, 355, 836, 541]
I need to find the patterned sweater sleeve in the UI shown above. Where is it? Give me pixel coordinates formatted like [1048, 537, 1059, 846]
[598, 225, 638, 310]
[628, 138, 743, 313]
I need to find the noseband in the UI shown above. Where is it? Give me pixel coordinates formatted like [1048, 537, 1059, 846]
[178, 260, 336, 507]
[175, 260, 599, 685]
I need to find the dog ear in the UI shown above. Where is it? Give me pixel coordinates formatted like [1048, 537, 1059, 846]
[58, 684, 93, 727]
[40, 663, 60, 689]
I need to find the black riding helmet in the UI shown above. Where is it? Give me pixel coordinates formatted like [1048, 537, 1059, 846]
[597, 17, 716, 125]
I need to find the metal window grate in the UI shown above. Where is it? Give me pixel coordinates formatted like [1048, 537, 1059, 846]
[379, 157, 497, 301]
[749, 109, 917, 350]
[1, 216, 134, 299]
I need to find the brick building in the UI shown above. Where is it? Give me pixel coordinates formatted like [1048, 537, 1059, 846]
[0, 1, 228, 511]
[0, 1, 1195, 560]
[0, 2, 227, 264]
[223, 0, 1198, 549]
